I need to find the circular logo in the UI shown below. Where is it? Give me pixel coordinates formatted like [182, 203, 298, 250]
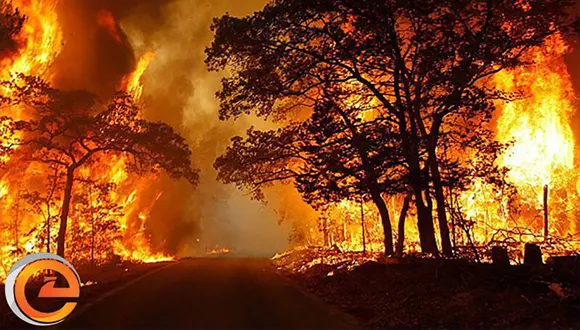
[4, 253, 80, 326]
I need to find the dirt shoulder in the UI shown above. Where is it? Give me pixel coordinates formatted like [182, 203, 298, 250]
[274, 248, 580, 329]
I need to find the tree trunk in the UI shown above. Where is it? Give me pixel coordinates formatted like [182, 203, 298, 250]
[543, 185, 549, 242]
[46, 169, 58, 254]
[360, 200, 366, 255]
[46, 215, 51, 254]
[56, 168, 75, 258]
[370, 188, 394, 256]
[412, 186, 438, 254]
[405, 127, 438, 255]
[396, 194, 412, 256]
[430, 159, 453, 257]
[322, 217, 329, 247]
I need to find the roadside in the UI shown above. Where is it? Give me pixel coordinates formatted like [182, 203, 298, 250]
[274, 247, 580, 329]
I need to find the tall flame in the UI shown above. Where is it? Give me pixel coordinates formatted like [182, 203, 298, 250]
[0, 2, 170, 282]
[124, 52, 156, 100]
[0, 0, 63, 280]
[496, 35, 575, 188]
[305, 34, 580, 258]
[459, 34, 580, 252]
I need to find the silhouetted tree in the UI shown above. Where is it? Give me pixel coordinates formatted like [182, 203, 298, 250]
[216, 95, 406, 255]
[207, 0, 578, 256]
[0, 75, 199, 258]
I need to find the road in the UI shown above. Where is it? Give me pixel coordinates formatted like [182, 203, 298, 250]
[59, 258, 356, 330]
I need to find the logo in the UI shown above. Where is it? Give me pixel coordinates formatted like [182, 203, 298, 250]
[4, 253, 80, 326]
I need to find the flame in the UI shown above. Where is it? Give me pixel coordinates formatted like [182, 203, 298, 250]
[124, 52, 156, 100]
[1, 0, 62, 78]
[459, 34, 580, 255]
[109, 52, 172, 263]
[496, 35, 575, 188]
[0, 2, 171, 282]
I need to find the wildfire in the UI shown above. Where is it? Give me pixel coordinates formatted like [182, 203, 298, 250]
[306, 34, 580, 259]
[459, 33, 580, 254]
[0, 1, 171, 282]
[0, 0, 63, 280]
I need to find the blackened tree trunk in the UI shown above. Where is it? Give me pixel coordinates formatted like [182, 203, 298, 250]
[428, 116, 452, 257]
[403, 114, 438, 255]
[396, 194, 412, 256]
[46, 169, 59, 254]
[56, 167, 75, 258]
[412, 185, 438, 254]
[370, 187, 394, 256]
[430, 160, 453, 257]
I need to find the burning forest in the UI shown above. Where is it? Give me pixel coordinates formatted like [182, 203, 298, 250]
[0, 0, 201, 281]
[1, 0, 580, 328]
[210, 0, 580, 264]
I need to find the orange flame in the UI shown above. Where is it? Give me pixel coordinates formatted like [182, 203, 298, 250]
[459, 34, 579, 255]
[0, 2, 171, 282]
[124, 52, 156, 100]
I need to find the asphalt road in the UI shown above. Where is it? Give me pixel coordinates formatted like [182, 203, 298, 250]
[59, 258, 356, 330]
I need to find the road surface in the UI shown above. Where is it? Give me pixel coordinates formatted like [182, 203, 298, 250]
[59, 258, 356, 330]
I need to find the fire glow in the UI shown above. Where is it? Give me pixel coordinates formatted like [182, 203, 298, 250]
[312, 34, 580, 258]
[0, 1, 170, 281]
[1, 0, 580, 283]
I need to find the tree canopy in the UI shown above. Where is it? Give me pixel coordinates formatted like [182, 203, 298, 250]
[207, 0, 578, 256]
[0, 75, 199, 257]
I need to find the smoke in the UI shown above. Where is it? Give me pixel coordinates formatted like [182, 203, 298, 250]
[51, 0, 311, 257]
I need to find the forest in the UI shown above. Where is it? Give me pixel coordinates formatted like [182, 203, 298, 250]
[1, 0, 580, 329]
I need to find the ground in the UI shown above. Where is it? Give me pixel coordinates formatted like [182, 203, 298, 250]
[1, 253, 579, 329]
[274, 248, 580, 329]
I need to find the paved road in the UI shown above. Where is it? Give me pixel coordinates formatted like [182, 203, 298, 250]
[59, 259, 356, 330]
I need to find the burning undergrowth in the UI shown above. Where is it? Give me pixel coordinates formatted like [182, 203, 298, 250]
[272, 246, 381, 276]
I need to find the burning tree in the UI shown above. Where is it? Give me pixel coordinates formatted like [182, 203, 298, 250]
[0, 75, 199, 258]
[207, 0, 579, 256]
